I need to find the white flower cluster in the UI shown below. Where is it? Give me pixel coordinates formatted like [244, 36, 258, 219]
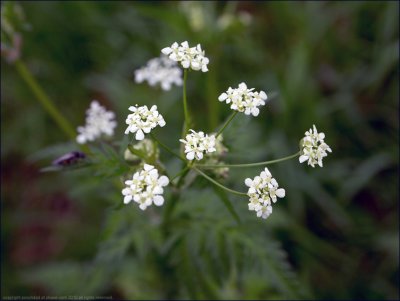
[299, 125, 332, 167]
[134, 55, 183, 91]
[161, 41, 209, 72]
[76, 100, 117, 144]
[245, 168, 285, 219]
[122, 164, 169, 210]
[125, 105, 166, 140]
[218, 82, 268, 116]
[179, 130, 216, 161]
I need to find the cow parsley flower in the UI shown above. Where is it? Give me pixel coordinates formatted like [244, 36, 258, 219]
[76, 100, 117, 144]
[134, 55, 183, 90]
[161, 41, 209, 72]
[122, 164, 169, 210]
[299, 124, 332, 167]
[218, 82, 267, 116]
[179, 129, 216, 160]
[125, 105, 166, 140]
[244, 167, 285, 220]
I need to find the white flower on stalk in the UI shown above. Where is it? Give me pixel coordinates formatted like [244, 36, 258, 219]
[244, 167, 285, 220]
[218, 82, 267, 117]
[125, 105, 166, 140]
[179, 130, 216, 161]
[122, 164, 169, 210]
[299, 124, 332, 168]
[76, 100, 117, 144]
[161, 41, 209, 72]
[134, 55, 183, 91]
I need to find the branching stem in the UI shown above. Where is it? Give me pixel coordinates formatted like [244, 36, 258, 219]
[216, 111, 237, 138]
[193, 167, 247, 197]
[196, 151, 301, 169]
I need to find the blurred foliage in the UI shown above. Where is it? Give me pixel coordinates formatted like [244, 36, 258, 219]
[1, 1, 399, 300]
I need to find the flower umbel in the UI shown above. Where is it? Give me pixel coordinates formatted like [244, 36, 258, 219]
[245, 168, 285, 219]
[134, 55, 183, 91]
[76, 100, 117, 144]
[125, 105, 166, 140]
[161, 41, 209, 72]
[122, 164, 169, 210]
[179, 129, 216, 160]
[218, 82, 267, 116]
[299, 124, 332, 167]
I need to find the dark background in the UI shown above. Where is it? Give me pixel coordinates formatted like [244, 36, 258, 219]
[1, 1, 399, 300]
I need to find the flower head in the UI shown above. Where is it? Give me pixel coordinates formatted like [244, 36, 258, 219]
[134, 55, 183, 90]
[218, 82, 267, 116]
[244, 167, 285, 220]
[299, 124, 332, 167]
[122, 164, 169, 210]
[76, 100, 117, 144]
[161, 41, 209, 72]
[125, 105, 166, 140]
[179, 129, 216, 160]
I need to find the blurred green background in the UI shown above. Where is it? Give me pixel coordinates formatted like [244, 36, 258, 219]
[1, 1, 399, 300]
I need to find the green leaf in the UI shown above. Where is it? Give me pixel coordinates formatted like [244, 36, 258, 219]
[21, 262, 108, 295]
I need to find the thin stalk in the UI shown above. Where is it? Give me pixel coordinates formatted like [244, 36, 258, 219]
[182, 69, 189, 136]
[196, 151, 300, 169]
[170, 166, 190, 183]
[15, 60, 76, 140]
[150, 132, 185, 162]
[193, 167, 247, 197]
[127, 144, 146, 159]
[215, 111, 238, 137]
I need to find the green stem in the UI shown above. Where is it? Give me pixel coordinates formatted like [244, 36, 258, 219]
[182, 69, 189, 136]
[15, 60, 76, 141]
[193, 167, 247, 197]
[150, 133, 185, 162]
[196, 151, 301, 169]
[127, 144, 146, 159]
[215, 111, 238, 137]
[170, 166, 190, 183]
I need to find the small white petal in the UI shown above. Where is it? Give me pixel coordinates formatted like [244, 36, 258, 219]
[161, 47, 172, 55]
[276, 188, 285, 198]
[186, 151, 195, 160]
[158, 175, 169, 186]
[299, 155, 309, 163]
[248, 187, 256, 194]
[158, 119, 166, 127]
[143, 164, 154, 171]
[252, 108, 260, 116]
[259, 91, 267, 100]
[245, 178, 253, 187]
[153, 195, 164, 206]
[135, 129, 145, 140]
[142, 127, 151, 133]
[218, 93, 228, 102]
[124, 195, 132, 204]
[153, 186, 163, 194]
